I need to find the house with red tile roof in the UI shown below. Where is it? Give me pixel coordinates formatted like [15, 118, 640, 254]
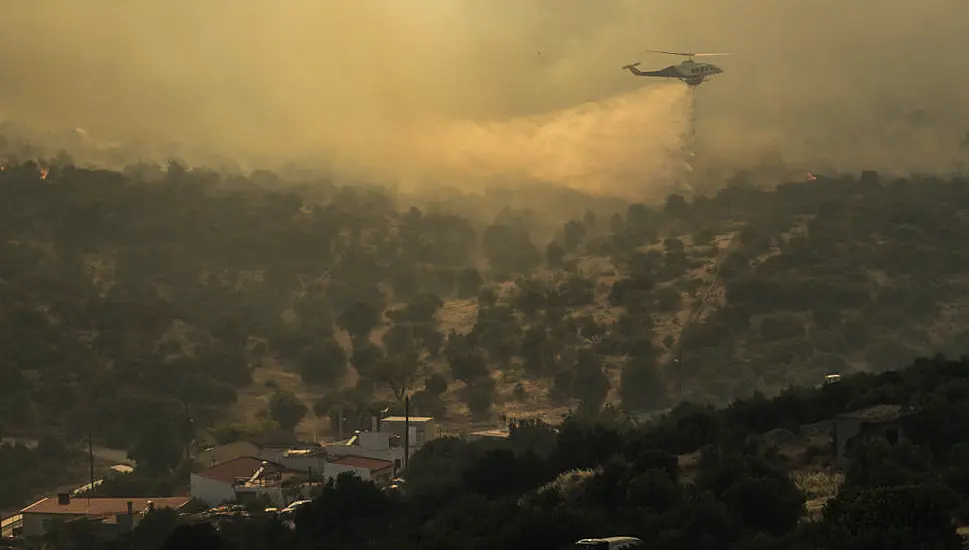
[190, 456, 300, 508]
[19, 494, 189, 539]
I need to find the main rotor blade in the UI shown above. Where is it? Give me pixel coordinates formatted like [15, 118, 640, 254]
[646, 49, 732, 57]
[645, 49, 693, 57]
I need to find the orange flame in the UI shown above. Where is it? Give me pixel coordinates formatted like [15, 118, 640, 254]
[39, 167, 49, 180]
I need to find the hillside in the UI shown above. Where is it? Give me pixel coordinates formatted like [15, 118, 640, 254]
[82, 355, 969, 549]
[307, 354, 969, 550]
[4, 158, 969, 507]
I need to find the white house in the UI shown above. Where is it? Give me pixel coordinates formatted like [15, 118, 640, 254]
[324, 431, 406, 469]
[278, 447, 327, 475]
[190, 456, 299, 508]
[378, 416, 437, 451]
[324, 455, 395, 486]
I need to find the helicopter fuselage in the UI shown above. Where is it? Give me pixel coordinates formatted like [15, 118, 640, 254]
[673, 60, 722, 85]
[624, 59, 723, 86]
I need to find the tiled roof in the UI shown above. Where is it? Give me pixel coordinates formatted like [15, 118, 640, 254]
[328, 455, 394, 472]
[22, 497, 189, 516]
[195, 456, 296, 484]
[197, 441, 261, 467]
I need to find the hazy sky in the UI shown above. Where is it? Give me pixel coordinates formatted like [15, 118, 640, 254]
[0, 0, 966, 197]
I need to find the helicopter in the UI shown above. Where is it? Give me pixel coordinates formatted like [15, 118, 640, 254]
[622, 50, 728, 87]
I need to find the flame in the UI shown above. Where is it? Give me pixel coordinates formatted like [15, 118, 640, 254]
[39, 167, 49, 180]
[0, 165, 6, 172]
[805, 172, 817, 181]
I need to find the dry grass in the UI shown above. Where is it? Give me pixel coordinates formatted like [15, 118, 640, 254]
[793, 468, 843, 521]
[436, 298, 479, 335]
[215, 227, 773, 438]
[233, 363, 331, 440]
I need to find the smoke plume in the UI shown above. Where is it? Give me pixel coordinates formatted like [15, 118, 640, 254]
[0, 0, 966, 198]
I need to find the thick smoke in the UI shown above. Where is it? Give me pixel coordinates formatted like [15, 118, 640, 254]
[0, 0, 966, 197]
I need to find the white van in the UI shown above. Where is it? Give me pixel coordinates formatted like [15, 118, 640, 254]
[574, 536, 644, 550]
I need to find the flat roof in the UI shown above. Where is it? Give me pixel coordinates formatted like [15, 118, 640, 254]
[382, 416, 434, 423]
[577, 537, 644, 544]
[469, 429, 510, 438]
[836, 404, 908, 422]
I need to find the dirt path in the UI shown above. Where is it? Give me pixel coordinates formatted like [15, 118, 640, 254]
[660, 232, 740, 367]
[0, 437, 133, 466]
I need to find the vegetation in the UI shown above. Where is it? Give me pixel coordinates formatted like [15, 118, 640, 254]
[51, 354, 969, 549]
[6, 149, 969, 529]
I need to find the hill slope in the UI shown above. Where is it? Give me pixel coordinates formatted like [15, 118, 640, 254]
[4, 160, 969, 456]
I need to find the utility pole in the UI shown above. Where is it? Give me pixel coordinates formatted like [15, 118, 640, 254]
[182, 401, 193, 461]
[393, 380, 411, 473]
[337, 404, 344, 440]
[88, 431, 95, 503]
[403, 393, 410, 471]
[675, 355, 684, 401]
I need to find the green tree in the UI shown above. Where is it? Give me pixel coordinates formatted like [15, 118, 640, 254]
[482, 224, 541, 275]
[821, 484, 962, 550]
[570, 352, 611, 413]
[467, 379, 496, 420]
[619, 356, 668, 411]
[128, 420, 183, 476]
[297, 340, 348, 386]
[456, 268, 484, 299]
[424, 373, 448, 395]
[269, 391, 308, 431]
[562, 220, 587, 252]
[449, 349, 489, 385]
[337, 302, 380, 338]
[546, 240, 566, 268]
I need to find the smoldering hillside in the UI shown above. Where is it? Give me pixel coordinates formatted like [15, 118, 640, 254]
[0, 0, 966, 199]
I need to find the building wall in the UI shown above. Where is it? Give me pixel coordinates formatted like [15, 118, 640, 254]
[379, 420, 437, 450]
[233, 486, 286, 508]
[323, 462, 371, 482]
[189, 474, 237, 508]
[835, 419, 905, 469]
[326, 442, 405, 465]
[22, 512, 83, 538]
[255, 447, 289, 463]
[371, 466, 394, 487]
[834, 418, 861, 468]
[278, 454, 327, 475]
[1, 513, 23, 538]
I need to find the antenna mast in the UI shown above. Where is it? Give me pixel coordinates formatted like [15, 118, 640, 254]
[88, 432, 94, 503]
